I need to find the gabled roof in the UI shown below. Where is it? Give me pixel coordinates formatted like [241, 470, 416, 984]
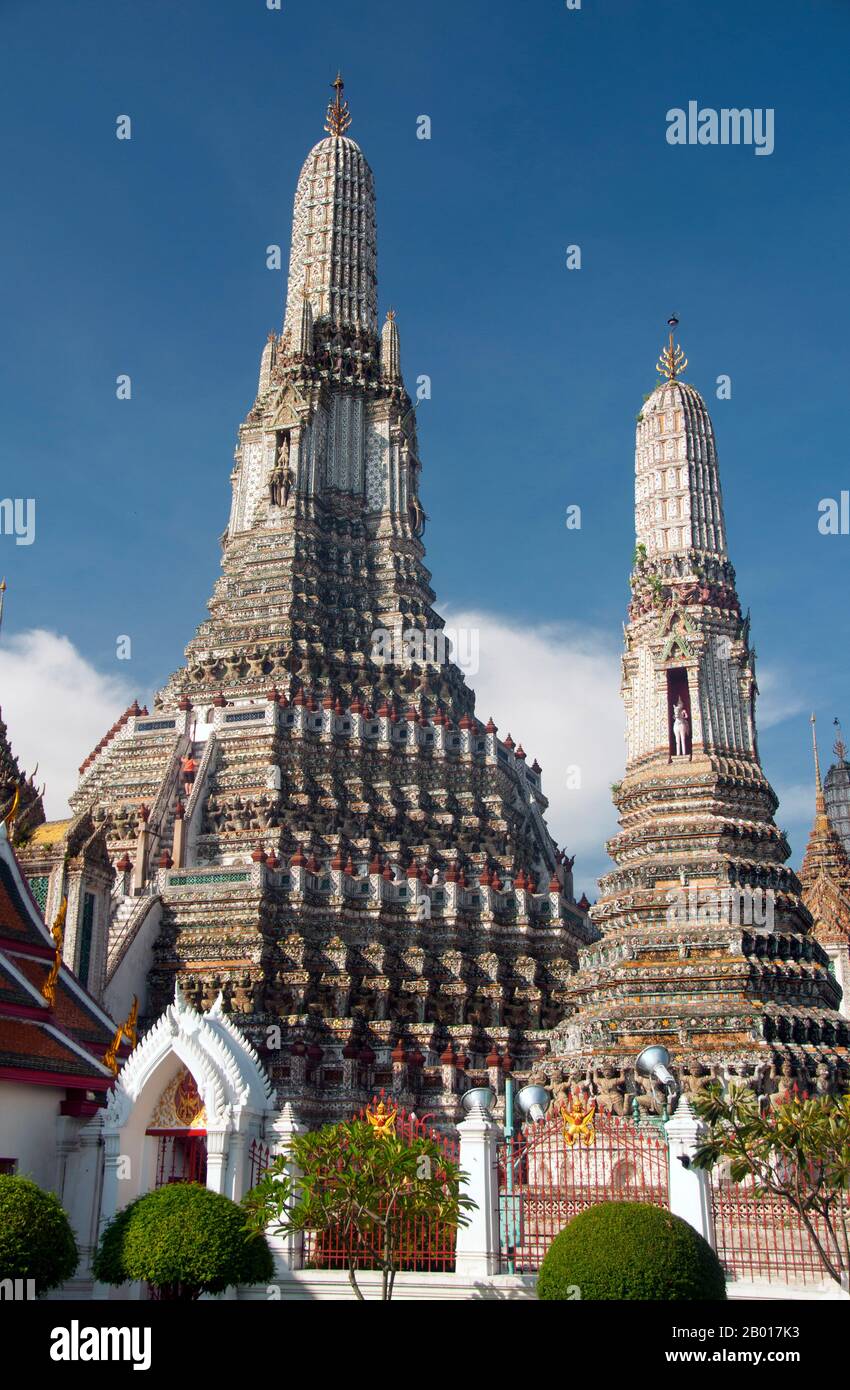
[0, 821, 119, 1095]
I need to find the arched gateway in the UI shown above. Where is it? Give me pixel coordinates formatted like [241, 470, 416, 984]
[98, 984, 275, 1240]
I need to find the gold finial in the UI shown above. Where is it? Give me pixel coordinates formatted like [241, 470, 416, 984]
[834, 717, 847, 764]
[656, 314, 688, 382]
[386, 308, 396, 321]
[325, 72, 352, 138]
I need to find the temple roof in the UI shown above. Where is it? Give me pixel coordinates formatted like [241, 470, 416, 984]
[0, 820, 119, 1096]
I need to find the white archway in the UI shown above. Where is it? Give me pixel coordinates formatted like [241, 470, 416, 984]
[99, 983, 275, 1236]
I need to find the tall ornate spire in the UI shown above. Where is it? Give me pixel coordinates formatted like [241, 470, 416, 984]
[282, 77, 377, 341]
[324, 73, 352, 137]
[635, 325, 727, 561]
[555, 328, 847, 1071]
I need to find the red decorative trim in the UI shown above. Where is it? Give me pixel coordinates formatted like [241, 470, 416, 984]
[0, 1065, 111, 1091]
[0, 938, 54, 961]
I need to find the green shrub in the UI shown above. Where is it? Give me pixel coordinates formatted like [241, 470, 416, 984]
[537, 1201, 726, 1301]
[93, 1182, 274, 1301]
[0, 1174, 79, 1295]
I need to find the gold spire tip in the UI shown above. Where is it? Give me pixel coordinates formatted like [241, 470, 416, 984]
[325, 72, 352, 138]
[656, 314, 688, 382]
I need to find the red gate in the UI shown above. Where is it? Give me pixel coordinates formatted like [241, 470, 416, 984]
[498, 1104, 669, 1272]
[305, 1092, 460, 1272]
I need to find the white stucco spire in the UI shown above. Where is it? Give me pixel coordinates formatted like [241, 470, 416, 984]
[282, 76, 377, 342]
[380, 309, 400, 381]
[635, 319, 727, 561]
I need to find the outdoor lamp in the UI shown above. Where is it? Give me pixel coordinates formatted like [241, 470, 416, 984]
[461, 1086, 495, 1114]
[516, 1083, 550, 1123]
[636, 1043, 679, 1105]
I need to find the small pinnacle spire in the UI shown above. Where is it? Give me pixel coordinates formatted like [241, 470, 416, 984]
[656, 314, 688, 382]
[325, 73, 352, 137]
[811, 712, 825, 812]
[834, 717, 847, 764]
[0, 578, 6, 641]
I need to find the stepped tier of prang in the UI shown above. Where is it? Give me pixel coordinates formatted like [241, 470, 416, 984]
[63, 81, 592, 1122]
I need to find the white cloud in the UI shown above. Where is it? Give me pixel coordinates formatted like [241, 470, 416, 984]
[757, 665, 808, 731]
[0, 629, 135, 820]
[445, 608, 624, 894]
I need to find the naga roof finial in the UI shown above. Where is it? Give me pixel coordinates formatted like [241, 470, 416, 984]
[325, 72, 352, 137]
[656, 313, 688, 382]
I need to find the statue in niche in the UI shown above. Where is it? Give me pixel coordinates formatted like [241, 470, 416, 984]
[672, 697, 690, 756]
[269, 431, 294, 506]
[408, 494, 425, 537]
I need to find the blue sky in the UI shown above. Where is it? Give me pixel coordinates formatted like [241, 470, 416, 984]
[1, 0, 848, 888]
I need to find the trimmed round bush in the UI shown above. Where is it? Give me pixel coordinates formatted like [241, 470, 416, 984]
[537, 1201, 726, 1301]
[0, 1174, 79, 1295]
[93, 1182, 275, 1301]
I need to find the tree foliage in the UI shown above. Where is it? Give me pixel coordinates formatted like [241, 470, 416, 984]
[0, 1175, 79, 1295]
[243, 1118, 475, 1300]
[93, 1182, 274, 1301]
[691, 1082, 850, 1287]
[537, 1200, 726, 1301]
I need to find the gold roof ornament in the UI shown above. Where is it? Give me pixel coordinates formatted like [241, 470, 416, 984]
[656, 314, 688, 382]
[41, 896, 67, 1007]
[325, 73, 352, 138]
[104, 994, 139, 1075]
[2, 783, 20, 835]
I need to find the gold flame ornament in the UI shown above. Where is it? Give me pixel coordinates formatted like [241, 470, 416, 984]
[2, 784, 20, 834]
[656, 319, 688, 383]
[561, 1093, 597, 1147]
[325, 73, 352, 137]
[41, 896, 68, 1007]
[365, 1098, 397, 1139]
[104, 995, 139, 1075]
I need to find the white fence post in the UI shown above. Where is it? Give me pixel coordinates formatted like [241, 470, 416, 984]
[665, 1095, 715, 1245]
[454, 1101, 500, 1278]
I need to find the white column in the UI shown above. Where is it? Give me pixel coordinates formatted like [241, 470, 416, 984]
[205, 1128, 230, 1195]
[665, 1095, 714, 1245]
[99, 1129, 123, 1235]
[454, 1101, 500, 1278]
[270, 1103, 306, 1271]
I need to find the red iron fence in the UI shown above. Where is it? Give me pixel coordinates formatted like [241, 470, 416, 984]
[152, 1132, 207, 1188]
[710, 1176, 848, 1286]
[497, 1102, 669, 1273]
[248, 1139, 271, 1188]
[304, 1092, 460, 1273]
